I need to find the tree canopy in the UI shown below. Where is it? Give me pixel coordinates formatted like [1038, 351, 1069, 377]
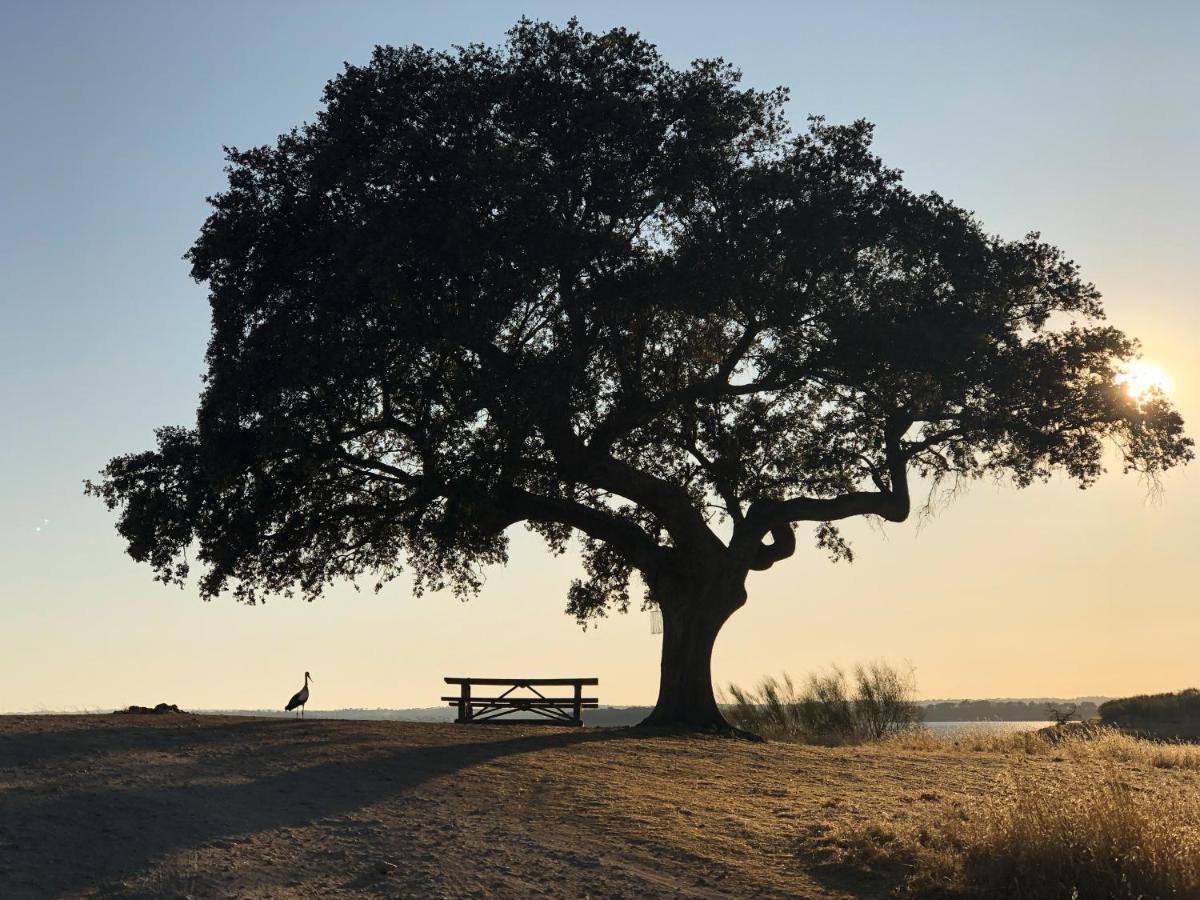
[88, 19, 1191, 728]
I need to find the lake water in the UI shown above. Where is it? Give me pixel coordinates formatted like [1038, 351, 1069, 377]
[924, 720, 1050, 735]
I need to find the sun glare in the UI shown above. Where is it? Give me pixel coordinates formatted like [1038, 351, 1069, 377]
[1116, 360, 1172, 399]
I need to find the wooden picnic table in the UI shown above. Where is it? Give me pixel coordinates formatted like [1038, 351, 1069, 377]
[442, 677, 599, 726]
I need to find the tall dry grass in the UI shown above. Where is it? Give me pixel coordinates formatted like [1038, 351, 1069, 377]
[723, 662, 920, 743]
[809, 727, 1200, 898]
[884, 723, 1200, 770]
[811, 765, 1200, 898]
[967, 769, 1200, 899]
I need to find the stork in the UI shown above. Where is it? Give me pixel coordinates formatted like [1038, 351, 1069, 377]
[285, 671, 313, 718]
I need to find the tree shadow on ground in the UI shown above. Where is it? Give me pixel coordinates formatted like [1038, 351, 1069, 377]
[0, 720, 638, 896]
[799, 860, 893, 900]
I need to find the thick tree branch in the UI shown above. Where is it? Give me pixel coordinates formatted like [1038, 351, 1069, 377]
[747, 521, 795, 570]
[541, 419, 724, 554]
[591, 324, 765, 450]
[498, 487, 667, 574]
[732, 419, 912, 571]
[332, 449, 423, 486]
[682, 437, 745, 524]
[780, 419, 910, 521]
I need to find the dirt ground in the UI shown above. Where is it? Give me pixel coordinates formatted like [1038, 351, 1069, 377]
[0, 715, 1045, 898]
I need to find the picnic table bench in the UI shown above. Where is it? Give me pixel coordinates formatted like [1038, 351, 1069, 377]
[442, 677, 599, 726]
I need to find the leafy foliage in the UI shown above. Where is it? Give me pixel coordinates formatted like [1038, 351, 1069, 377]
[88, 19, 1191, 621]
[1100, 688, 1200, 738]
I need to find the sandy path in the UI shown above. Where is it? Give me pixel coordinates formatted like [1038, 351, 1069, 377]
[0, 715, 1015, 898]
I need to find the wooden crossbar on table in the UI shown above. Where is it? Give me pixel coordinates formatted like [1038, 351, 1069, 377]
[443, 677, 599, 726]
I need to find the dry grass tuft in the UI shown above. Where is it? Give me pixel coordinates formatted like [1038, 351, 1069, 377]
[723, 661, 921, 744]
[965, 769, 1200, 899]
[883, 724, 1200, 770]
[1070, 728, 1200, 771]
[809, 743, 1200, 898]
[882, 724, 1049, 755]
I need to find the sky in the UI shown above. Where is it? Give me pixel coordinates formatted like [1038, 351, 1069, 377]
[2, 1, 1197, 712]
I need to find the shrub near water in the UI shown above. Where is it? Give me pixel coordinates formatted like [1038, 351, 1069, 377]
[724, 662, 920, 743]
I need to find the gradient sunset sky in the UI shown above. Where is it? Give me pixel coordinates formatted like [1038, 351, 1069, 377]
[2, 1, 1197, 712]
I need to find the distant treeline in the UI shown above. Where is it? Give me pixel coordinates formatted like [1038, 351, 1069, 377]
[1099, 689, 1200, 739]
[919, 700, 1100, 722]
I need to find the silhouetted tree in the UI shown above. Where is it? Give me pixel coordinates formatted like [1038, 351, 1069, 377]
[87, 20, 1192, 730]
[1046, 704, 1078, 728]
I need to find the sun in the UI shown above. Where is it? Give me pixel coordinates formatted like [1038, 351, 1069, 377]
[1116, 360, 1172, 400]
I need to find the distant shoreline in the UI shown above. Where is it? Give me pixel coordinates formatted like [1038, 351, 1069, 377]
[2, 697, 1110, 726]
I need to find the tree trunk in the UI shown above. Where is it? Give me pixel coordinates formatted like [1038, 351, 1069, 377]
[640, 581, 744, 731]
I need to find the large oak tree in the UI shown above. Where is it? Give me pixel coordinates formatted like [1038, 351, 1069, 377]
[88, 20, 1191, 729]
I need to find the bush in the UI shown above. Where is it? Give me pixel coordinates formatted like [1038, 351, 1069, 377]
[1099, 688, 1200, 739]
[724, 661, 919, 743]
[855, 661, 923, 739]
